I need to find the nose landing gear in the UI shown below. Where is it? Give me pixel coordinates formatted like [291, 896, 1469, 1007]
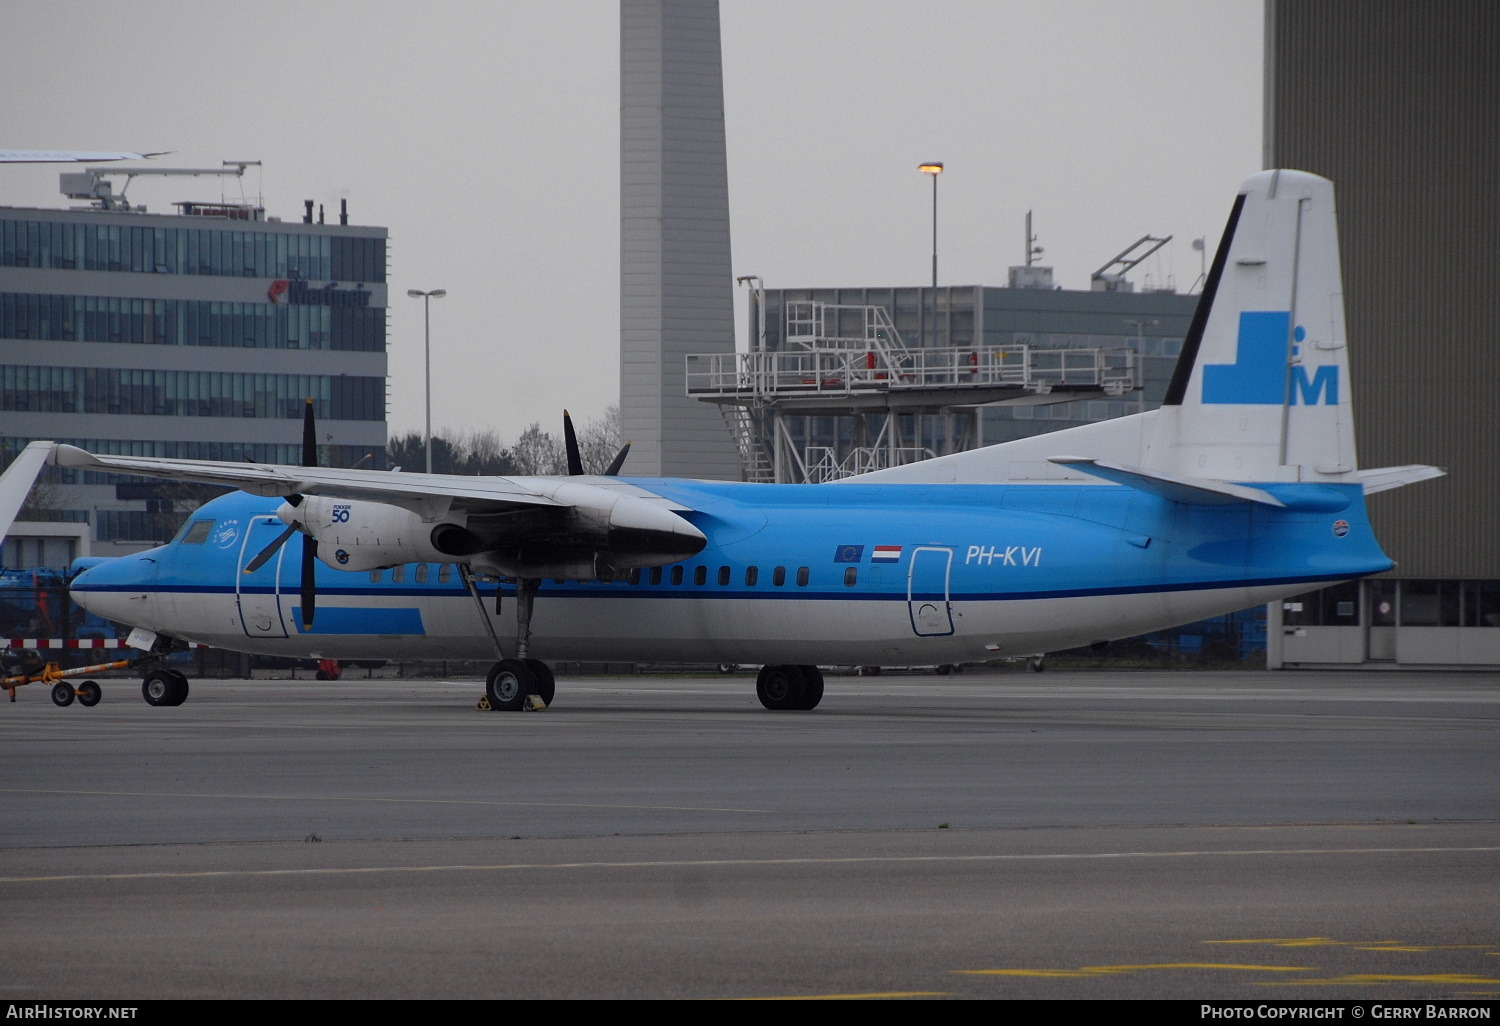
[141, 669, 190, 707]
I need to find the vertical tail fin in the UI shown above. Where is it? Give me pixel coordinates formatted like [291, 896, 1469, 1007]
[1146, 169, 1355, 483]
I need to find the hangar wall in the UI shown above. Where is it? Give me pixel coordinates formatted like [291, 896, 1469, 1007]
[1265, 0, 1500, 666]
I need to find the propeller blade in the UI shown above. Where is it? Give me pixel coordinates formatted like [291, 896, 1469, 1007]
[562, 410, 584, 476]
[244, 523, 298, 573]
[301, 398, 317, 467]
[603, 442, 632, 477]
[300, 536, 318, 630]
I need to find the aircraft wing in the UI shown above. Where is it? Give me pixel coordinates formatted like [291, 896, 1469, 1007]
[48, 444, 701, 516]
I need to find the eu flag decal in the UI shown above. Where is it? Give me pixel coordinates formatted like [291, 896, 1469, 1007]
[834, 544, 865, 563]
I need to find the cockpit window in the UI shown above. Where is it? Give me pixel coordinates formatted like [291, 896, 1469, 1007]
[179, 520, 214, 545]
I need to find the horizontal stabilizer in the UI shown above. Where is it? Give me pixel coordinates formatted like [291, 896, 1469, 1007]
[1357, 465, 1445, 495]
[1046, 456, 1286, 507]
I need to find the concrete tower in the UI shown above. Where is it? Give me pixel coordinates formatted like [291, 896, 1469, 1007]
[619, 0, 741, 479]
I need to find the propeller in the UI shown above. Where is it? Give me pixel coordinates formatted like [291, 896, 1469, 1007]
[561, 410, 631, 477]
[563, 410, 584, 476]
[243, 399, 319, 629]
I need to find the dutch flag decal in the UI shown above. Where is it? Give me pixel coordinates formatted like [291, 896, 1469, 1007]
[872, 545, 903, 562]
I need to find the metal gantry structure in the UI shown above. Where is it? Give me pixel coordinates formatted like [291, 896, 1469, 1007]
[687, 299, 1139, 483]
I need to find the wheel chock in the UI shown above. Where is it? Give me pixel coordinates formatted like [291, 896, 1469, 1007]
[523, 695, 547, 711]
[476, 695, 493, 712]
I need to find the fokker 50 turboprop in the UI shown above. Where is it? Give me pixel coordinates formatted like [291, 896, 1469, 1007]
[1, 170, 1442, 711]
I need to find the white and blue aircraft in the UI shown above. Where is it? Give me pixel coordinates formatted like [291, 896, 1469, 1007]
[0, 170, 1441, 711]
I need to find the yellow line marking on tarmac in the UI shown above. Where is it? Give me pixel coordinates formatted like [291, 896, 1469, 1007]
[2, 845, 1497, 885]
[1207, 938, 1497, 953]
[1262, 974, 1500, 986]
[959, 964, 1310, 977]
[0, 787, 770, 815]
[741, 992, 952, 1000]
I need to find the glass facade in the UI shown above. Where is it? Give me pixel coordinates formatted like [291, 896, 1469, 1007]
[1, 365, 382, 421]
[1, 292, 383, 352]
[1, 217, 385, 283]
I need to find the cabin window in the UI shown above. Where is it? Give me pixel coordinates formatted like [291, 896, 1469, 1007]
[629, 568, 642, 585]
[650, 567, 662, 585]
[438, 564, 453, 584]
[369, 569, 383, 583]
[844, 566, 858, 587]
[744, 566, 758, 587]
[694, 565, 707, 586]
[773, 566, 786, 587]
[392, 565, 406, 583]
[717, 566, 730, 586]
[797, 566, 810, 587]
[671, 565, 684, 585]
[415, 564, 429, 584]
[179, 520, 213, 545]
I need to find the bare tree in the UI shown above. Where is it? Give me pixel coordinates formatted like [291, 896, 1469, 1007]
[510, 423, 566, 476]
[452, 427, 514, 476]
[577, 404, 624, 474]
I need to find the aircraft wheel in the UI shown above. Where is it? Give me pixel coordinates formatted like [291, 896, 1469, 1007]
[166, 672, 190, 706]
[756, 665, 806, 711]
[486, 659, 534, 712]
[76, 681, 102, 707]
[522, 659, 555, 706]
[1029, 656, 1046, 673]
[796, 665, 824, 710]
[142, 671, 175, 707]
[51, 682, 75, 707]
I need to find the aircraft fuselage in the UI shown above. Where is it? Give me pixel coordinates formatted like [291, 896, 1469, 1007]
[69, 477, 1389, 666]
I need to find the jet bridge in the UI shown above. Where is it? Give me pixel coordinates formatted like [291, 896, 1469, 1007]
[687, 300, 1138, 483]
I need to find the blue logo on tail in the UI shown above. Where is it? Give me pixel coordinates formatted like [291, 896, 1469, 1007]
[1202, 311, 1338, 405]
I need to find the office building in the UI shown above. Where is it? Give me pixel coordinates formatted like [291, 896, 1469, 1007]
[1, 172, 388, 556]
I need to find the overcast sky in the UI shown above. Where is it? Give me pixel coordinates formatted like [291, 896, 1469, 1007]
[2, 0, 1263, 444]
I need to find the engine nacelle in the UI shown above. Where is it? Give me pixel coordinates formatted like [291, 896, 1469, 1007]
[279, 484, 707, 578]
[288, 496, 474, 572]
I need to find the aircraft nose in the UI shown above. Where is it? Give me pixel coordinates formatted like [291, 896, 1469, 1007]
[68, 554, 158, 625]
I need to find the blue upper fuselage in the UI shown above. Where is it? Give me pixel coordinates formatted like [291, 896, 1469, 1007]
[71, 476, 1391, 613]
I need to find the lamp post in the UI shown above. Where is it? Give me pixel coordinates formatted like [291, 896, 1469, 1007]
[406, 288, 447, 473]
[919, 163, 943, 289]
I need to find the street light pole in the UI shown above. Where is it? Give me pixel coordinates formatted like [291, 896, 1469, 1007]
[919, 162, 943, 289]
[406, 288, 447, 473]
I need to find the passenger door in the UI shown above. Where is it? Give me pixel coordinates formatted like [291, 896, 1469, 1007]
[907, 546, 954, 637]
[236, 515, 289, 638]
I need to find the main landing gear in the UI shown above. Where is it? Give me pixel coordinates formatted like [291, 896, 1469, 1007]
[484, 658, 556, 711]
[463, 571, 555, 713]
[755, 664, 824, 711]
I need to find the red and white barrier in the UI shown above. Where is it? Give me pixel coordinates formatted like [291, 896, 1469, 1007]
[5, 639, 201, 649]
